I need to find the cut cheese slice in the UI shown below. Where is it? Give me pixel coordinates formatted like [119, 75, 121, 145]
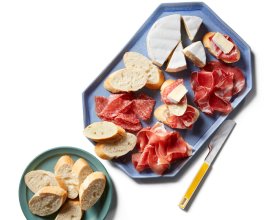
[166, 42, 187, 73]
[182, 16, 203, 41]
[167, 103, 187, 116]
[167, 84, 188, 104]
[147, 14, 181, 67]
[212, 32, 234, 54]
[183, 41, 206, 68]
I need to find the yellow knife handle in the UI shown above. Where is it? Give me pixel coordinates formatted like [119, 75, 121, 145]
[179, 161, 210, 209]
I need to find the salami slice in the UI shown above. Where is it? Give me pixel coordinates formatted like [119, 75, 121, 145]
[95, 96, 108, 116]
[132, 99, 155, 120]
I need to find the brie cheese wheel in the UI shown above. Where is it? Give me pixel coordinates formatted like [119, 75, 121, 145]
[166, 42, 187, 73]
[167, 84, 188, 104]
[147, 14, 181, 67]
[182, 16, 203, 41]
[167, 103, 187, 116]
[183, 41, 206, 67]
[212, 32, 234, 54]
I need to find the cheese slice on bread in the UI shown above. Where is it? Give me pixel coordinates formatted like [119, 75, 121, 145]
[147, 14, 181, 66]
[182, 16, 203, 41]
[211, 32, 234, 54]
[167, 83, 188, 104]
[166, 42, 187, 73]
[183, 41, 206, 67]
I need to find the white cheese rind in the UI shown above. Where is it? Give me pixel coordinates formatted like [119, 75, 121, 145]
[167, 84, 188, 104]
[166, 42, 187, 72]
[182, 16, 203, 41]
[183, 41, 206, 66]
[147, 14, 181, 66]
[212, 32, 234, 54]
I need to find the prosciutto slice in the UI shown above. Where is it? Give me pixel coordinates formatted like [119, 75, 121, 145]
[132, 123, 192, 175]
[191, 61, 245, 115]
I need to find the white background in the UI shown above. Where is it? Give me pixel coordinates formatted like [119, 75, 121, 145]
[0, 0, 269, 219]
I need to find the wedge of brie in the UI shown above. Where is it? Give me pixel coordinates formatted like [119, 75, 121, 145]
[183, 41, 206, 68]
[182, 16, 203, 41]
[167, 84, 188, 104]
[147, 14, 181, 67]
[212, 32, 234, 54]
[166, 42, 187, 73]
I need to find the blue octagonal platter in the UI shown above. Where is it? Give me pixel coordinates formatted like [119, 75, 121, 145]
[82, 2, 252, 179]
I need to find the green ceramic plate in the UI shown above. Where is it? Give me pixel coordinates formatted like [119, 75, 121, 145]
[19, 146, 113, 220]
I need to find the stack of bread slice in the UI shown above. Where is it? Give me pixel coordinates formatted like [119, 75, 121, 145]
[104, 52, 164, 93]
[25, 155, 106, 219]
[84, 121, 137, 160]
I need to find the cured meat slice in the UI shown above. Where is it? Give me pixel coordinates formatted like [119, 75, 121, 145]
[95, 92, 155, 132]
[191, 61, 245, 115]
[99, 98, 132, 119]
[132, 99, 155, 120]
[203, 61, 245, 95]
[95, 96, 108, 116]
[132, 123, 191, 175]
[167, 105, 200, 129]
[161, 79, 187, 105]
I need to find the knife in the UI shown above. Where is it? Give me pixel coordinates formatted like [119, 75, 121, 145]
[179, 120, 236, 210]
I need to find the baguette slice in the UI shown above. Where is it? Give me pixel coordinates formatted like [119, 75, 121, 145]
[72, 158, 93, 185]
[123, 52, 164, 89]
[203, 32, 240, 63]
[95, 132, 137, 160]
[104, 68, 147, 93]
[55, 155, 79, 199]
[28, 186, 67, 216]
[83, 121, 125, 143]
[183, 41, 206, 68]
[24, 170, 66, 193]
[55, 200, 83, 220]
[154, 104, 171, 125]
[79, 172, 106, 211]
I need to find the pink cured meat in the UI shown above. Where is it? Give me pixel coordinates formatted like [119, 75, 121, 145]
[95, 92, 155, 132]
[132, 99, 155, 121]
[167, 105, 199, 129]
[132, 123, 191, 175]
[203, 61, 245, 95]
[191, 61, 245, 115]
[95, 96, 108, 116]
[161, 79, 187, 105]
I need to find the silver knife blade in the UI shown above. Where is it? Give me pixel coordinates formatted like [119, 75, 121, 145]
[205, 120, 236, 165]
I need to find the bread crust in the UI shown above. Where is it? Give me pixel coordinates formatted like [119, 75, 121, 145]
[72, 158, 93, 185]
[83, 121, 126, 143]
[203, 32, 240, 63]
[95, 132, 137, 160]
[28, 186, 67, 216]
[79, 172, 106, 211]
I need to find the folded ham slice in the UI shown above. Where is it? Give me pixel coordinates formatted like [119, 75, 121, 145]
[191, 61, 245, 115]
[132, 123, 192, 175]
